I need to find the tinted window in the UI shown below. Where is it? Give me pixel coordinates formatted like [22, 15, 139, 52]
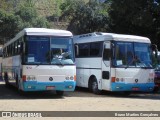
[112, 42, 152, 68]
[25, 36, 50, 64]
[90, 42, 101, 56]
[79, 43, 90, 57]
[25, 36, 74, 65]
[103, 49, 110, 60]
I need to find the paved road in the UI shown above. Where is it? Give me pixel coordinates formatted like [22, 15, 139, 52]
[0, 81, 160, 120]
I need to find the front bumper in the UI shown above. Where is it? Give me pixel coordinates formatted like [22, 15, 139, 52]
[22, 81, 76, 92]
[111, 83, 155, 92]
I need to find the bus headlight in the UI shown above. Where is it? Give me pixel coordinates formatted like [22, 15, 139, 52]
[27, 76, 36, 81]
[120, 78, 124, 82]
[65, 76, 70, 80]
[116, 78, 119, 82]
[115, 78, 125, 83]
[65, 76, 74, 80]
[148, 78, 154, 83]
[27, 76, 31, 81]
[70, 76, 74, 80]
[151, 78, 154, 82]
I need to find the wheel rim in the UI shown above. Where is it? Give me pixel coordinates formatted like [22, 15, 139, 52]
[92, 81, 98, 92]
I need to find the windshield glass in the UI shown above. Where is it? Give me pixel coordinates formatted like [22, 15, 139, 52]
[112, 41, 152, 68]
[25, 36, 74, 65]
[155, 65, 160, 71]
[50, 37, 74, 65]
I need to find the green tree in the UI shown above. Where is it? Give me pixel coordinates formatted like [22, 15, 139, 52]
[15, 0, 49, 29]
[0, 10, 20, 42]
[0, 0, 50, 44]
[60, 0, 109, 34]
[0, 0, 13, 11]
[108, 0, 160, 49]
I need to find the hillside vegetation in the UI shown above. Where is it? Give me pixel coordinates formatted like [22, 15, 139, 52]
[0, 0, 160, 52]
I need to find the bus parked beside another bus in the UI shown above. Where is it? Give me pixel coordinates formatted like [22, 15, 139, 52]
[2, 28, 76, 95]
[74, 32, 155, 95]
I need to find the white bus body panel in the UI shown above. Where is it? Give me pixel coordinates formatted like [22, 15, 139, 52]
[76, 58, 102, 88]
[23, 65, 76, 82]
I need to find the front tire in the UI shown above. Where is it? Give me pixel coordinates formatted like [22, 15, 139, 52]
[90, 77, 101, 95]
[4, 73, 9, 87]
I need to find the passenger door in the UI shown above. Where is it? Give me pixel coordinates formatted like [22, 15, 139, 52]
[101, 41, 111, 90]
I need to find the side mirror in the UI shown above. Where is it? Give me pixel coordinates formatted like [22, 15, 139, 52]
[75, 44, 79, 56]
[151, 44, 158, 58]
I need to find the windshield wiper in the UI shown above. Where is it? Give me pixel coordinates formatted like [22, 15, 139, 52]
[125, 56, 141, 69]
[126, 56, 152, 69]
[136, 61, 153, 69]
[125, 58, 136, 69]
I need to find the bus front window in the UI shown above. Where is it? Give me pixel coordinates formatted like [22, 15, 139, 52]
[113, 42, 134, 67]
[134, 43, 152, 68]
[113, 42, 153, 68]
[25, 36, 74, 65]
[50, 37, 74, 65]
[25, 36, 50, 64]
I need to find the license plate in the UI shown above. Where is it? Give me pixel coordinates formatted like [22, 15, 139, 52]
[46, 86, 55, 90]
[132, 87, 139, 91]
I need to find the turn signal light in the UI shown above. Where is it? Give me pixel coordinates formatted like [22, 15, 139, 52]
[22, 75, 26, 82]
[74, 75, 76, 81]
[111, 77, 116, 82]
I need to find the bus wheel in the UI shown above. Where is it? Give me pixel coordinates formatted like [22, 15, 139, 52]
[16, 75, 21, 91]
[16, 74, 19, 87]
[4, 73, 9, 87]
[56, 91, 64, 96]
[90, 77, 101, 95]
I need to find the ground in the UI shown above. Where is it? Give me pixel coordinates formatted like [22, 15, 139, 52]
[0, 81, 160, 120]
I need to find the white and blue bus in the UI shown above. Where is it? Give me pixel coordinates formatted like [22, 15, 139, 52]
[74, 32, 155, 95]
[2, 28, 76, 95]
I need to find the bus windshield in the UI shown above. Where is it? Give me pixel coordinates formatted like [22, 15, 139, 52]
[25, 36, 74, 65]
[112, 41, 153, 68]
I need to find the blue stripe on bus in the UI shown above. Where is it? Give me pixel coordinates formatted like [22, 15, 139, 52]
[22, 81, 76, 91]
[111, 83, 155, 92]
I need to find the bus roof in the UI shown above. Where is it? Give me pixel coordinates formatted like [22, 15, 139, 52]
[73, 32, 151, 44]
[4, 28, 73, 47]
[21, 28, 73, 36]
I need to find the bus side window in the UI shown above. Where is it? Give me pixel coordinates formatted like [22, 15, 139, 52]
[8, 45, 11, 56]
[103, 49, 110, 60]
[0, 47, 2, 57]
[79, 43, 90, 57]
[103, 42, 111, 61]
[90, 42, 101, 57]
[15, 41, 18, 55]
[12, 42, 15, 55]
[18, 38, 23, 54]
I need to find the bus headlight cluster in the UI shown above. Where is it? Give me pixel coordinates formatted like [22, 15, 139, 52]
[65, 76, 74, 80]
[26, 75, 36, 81]
[116, 78, 125, 82]
[148, 78, 154, 83]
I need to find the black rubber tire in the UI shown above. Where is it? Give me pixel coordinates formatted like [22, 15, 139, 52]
[56, 91, 64, 96]
[90, 77, 101, 95]
[4, 73, 9, 87]
[16, 74, 19, 87]
[153, 87, 159, 93]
